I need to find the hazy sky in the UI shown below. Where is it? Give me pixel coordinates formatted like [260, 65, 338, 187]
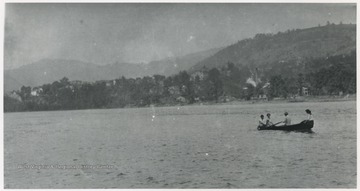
[4, 3, 356, 69]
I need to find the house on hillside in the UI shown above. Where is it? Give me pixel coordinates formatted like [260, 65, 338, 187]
[96, 80, 116, 87]
[106, 80, 116, 87]
[70, 80, 83, 86]
[8, 91, 22, 101]
[258, 94, 268, 100]
[31, 87, 43, 96]
[176, 96, 186, 103]
[302, 87, 309, 96]
[191, 71, 206, 81]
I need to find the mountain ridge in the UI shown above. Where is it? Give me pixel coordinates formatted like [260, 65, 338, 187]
[190, 24, 356, 73]
[4, 48, 221, 92]
[4, 24, 356, 92]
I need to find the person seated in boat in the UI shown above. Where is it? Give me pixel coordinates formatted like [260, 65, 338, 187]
[266, 113, 273, 127]
[258, 115, 266, 127]
[282, 112, 291, 126]
[300, 109, 313, 123]
[304, 109, 313, 123]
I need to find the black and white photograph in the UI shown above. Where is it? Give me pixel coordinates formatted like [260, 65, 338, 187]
[3, 2, 357, 188]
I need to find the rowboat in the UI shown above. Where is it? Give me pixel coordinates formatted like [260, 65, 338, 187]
[257, 120, 314, 131]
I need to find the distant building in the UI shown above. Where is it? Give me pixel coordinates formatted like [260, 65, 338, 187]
[258, 94, 267, 100]
[191, 71, 206, 81]
[7, 91, 22, 101]
[176, 96, 186, 103]
[70, 80, 83, 86]
[31, 87, 43, 96]
[194, 97, 200, 102]
[302, 87, 309, 96]
[219, 95, 236, 102]
[95, 80, 116, 87]
[105, 81, 112, 87]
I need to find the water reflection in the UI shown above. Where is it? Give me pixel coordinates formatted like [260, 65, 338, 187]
[288, 129, 315, 134]
[256, 128, 315, 134]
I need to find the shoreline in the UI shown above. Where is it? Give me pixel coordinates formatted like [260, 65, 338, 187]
[4, 94, 356, 114]
[214, 95, 356, 106]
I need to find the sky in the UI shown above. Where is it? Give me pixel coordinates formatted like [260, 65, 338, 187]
[4, 3, 356, 69]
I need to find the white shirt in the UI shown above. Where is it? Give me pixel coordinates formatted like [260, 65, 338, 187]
[307, 114, 313, 121]
[284, 116, 291, 125]
[259, 118, 266, 126]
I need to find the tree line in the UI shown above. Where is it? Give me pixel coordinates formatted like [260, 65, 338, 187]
[4, 51, 356, 112]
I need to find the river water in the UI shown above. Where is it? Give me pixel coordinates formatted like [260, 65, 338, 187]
[4, 101, 356, 188]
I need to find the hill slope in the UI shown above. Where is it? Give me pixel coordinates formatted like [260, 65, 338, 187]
[4, 48, 221, 92]
[144, 47, 221, 76]
[190, 24, 356, 73]
[5, 59, 101, 92]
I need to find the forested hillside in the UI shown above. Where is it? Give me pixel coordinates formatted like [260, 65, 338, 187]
[4, 23, 356, 112]
[191, 24, 355, 72]
[5, 51, 355, 112]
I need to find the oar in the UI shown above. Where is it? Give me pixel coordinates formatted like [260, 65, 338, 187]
[272, 121, 283, 126]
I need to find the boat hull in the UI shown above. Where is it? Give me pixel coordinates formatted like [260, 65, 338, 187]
[258, 120, 314, 131]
